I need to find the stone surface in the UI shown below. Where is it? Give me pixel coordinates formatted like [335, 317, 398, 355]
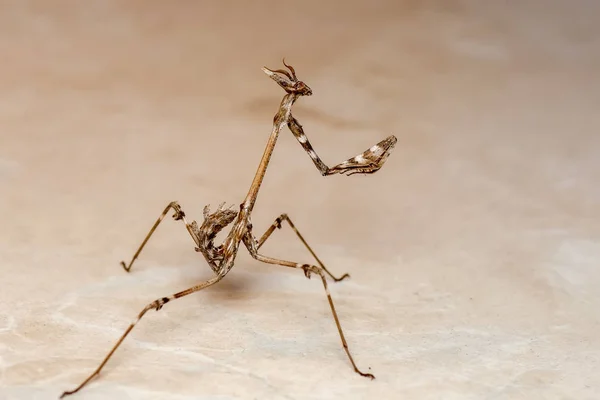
[0, 1, 599, 399]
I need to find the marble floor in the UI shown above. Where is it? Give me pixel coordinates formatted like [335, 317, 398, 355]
[0, 1, 599, 399]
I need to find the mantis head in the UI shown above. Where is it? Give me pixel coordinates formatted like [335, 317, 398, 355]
[262, 59, 312, 96]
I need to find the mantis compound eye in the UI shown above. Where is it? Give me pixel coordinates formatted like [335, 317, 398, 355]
[295, 81, 312, 96]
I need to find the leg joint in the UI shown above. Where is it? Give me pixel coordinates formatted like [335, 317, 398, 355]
[169, 202, 185, 220]
[299, 263, 324, 279]
[275, 213, 290, 229]
[150, 296, 171, 312]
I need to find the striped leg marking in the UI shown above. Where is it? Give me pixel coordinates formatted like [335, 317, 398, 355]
[288, 115, 397, 176]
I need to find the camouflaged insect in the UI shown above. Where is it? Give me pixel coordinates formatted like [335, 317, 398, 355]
[61, 60, 397, 398]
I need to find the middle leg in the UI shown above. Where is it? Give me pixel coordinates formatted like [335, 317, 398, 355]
[256, 213, 350, 282]
[120, 201, 199, 272]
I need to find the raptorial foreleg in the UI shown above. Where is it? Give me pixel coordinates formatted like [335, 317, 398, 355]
[288, 115, 397, 176]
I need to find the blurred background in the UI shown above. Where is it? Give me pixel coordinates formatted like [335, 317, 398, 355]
[0, 1, 598, 399]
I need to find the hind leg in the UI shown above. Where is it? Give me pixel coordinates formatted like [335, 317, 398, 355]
[244, 237, 374, 379]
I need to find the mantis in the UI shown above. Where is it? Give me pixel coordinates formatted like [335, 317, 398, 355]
[60, 60, 397, 398]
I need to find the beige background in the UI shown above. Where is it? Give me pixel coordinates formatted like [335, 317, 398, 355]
[1, 1, 599, 399]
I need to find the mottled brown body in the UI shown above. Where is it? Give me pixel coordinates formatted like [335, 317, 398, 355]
[61, 61, 397, 398]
